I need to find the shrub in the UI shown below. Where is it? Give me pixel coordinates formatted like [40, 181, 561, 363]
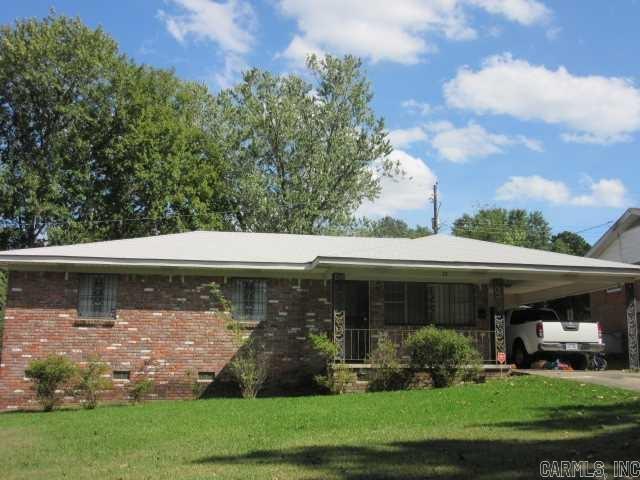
[368, 333, 403, 391]
[229, 339, 268, 399]
[308, 333, 356, 394]
[308, 332, 339, 365]
[314, 363, 357, 395]
[25, 355, 78, 411]
[74, 355, 113, 409]
[129, 378, 154, 404]
[406, 326, 482, 388]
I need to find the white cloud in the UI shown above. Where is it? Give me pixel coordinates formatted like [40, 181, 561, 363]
[279, 35, 325, 64]
[424, 121, 542, 162]
[402, 99, 433, 116]
[444, 53, 640, 144]
[560, 132, 632, 146]
[496, 175, 629, 207]
[572, 177, 628, 207]
[496, 175, 570, 203]
[358, 150, 437, 216]
[276, 1, 550, 65]
[158, 0, 256, 88]
[159, 0, 255, 52]
[388, 126, 428, 148]
[467, 0, 551, 26]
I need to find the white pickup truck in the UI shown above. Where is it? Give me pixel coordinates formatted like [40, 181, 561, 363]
[506, 307, 604, 369]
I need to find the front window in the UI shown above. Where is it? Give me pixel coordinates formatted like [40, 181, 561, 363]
[231, 279, 267, 321]
[78, 274, 117, 318]
[383, 282, 475, 326]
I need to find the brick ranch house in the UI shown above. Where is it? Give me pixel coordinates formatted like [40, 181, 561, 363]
[586, 208, 640, 366]
[0, 231, 639, 410]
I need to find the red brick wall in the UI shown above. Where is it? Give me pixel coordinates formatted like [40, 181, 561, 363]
[590, 282, 639, 354]
[0, 272, 332, 411]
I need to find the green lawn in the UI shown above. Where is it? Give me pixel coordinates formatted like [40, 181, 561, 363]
[0, 376, 638, 479]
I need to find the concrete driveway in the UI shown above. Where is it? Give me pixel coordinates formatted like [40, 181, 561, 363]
[517, 369, 640, 392]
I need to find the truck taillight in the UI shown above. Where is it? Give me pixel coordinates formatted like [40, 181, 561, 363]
[536, 321, 544, 338]
[597, 322, 603, 340]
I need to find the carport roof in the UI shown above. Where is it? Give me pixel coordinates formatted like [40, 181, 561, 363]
[0, 231, 639, 277]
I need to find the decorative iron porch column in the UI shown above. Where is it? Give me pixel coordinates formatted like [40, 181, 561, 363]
[491, 279, 506, 364]
[625, 283, 639, 369]
[332, 273, 346, 362]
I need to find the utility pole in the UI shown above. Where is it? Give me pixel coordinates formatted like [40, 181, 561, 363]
[431, 182, 440, 234]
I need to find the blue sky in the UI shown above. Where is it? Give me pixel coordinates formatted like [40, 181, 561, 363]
[3, 1, 639, 243]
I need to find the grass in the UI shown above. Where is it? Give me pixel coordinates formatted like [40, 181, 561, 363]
[0, 376, 638, 479]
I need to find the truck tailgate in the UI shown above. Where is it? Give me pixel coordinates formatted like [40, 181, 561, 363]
[542, 321, 600, 343]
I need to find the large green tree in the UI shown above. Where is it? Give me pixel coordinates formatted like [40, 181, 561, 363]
[550, 231, 591, 256]
[214, 55, 395, 234]
[451, 208, 589, 254]
[0, 14, 228, 249]
[452, 208, 551, 250]
[0, 14, 120, 248]
[48, 66, 229, 244]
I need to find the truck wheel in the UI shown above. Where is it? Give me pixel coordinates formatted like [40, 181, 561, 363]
[513, 341, 530, 369]
[572, 354, 588, 371]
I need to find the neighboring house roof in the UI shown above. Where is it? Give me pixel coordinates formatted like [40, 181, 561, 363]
[586, 208, 640, 262]
[0, 231, 639, 277]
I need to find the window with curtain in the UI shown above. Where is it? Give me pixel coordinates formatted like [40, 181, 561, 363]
[383, 282, 475, 326]
[231, 279, 267, 321]
[78, 274, 118, 318]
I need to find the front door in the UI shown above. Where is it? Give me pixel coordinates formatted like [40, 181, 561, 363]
[345, 281, 370, 361]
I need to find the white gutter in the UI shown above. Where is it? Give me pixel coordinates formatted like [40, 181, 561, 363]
[313, 256, 640, 278]
[2, 253, 640, 280]
[0, 255, 312, 271]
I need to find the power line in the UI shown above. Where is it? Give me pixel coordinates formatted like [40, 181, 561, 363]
[575, 221, 614, 234]
[439, 219, 614, 237]
[0, 203, 327, 229]
[0, 203, 618, 239]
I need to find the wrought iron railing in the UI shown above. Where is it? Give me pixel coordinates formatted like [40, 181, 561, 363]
[343, 328, 495, 363]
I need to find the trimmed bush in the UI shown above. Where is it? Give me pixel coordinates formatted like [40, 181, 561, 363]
[368, 333, 403, 391]
[74, 355, 113, 409]
[25, 355, 78, 411]
[406, 326, 482, 388]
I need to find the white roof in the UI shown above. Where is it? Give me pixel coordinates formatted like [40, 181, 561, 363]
[1, 231, 639, 276]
